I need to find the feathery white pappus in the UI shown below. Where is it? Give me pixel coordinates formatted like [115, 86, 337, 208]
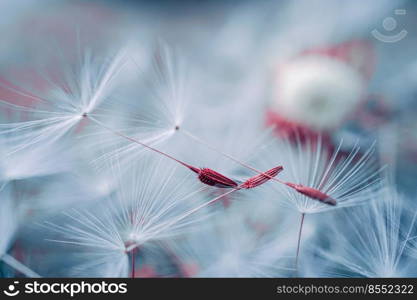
[43, 156, 221, 277]
[0, 46, 127, 155]
[310, 184, 417, 277]
[255, 136, 382, 214]
[1, 0, 415, 279]
[86, 45, 189, 170]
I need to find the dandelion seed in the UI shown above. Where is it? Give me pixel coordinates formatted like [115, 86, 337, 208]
[0, 46, 127, 155]
[257, 137, 382, 213]
[244, 135, 382, 275]
[66, 46, 281, 192]
[284, 183, 337, 206]
[88, 44, 189, 168]
[180, 128, 337, 205]
[88, 116, 240, 189]
[240, 166, 283, 189]
[43, 157, 240, 277]
[88, 110, 275, 192]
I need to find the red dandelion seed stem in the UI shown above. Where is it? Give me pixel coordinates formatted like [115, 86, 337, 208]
[90, 116, 334, 204]
[131, 248, 136, 278]
[88, 116, 239, 188]
[179, 129, 338, 205]
[125, 167, 288, 253]
[240, 166, 284, 189]
[285, 182, 337, 206]
[89, 116, 193, 168]
[181, 129, 287, 183]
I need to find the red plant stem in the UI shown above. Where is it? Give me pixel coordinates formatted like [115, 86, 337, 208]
[295, 213, 305, 276]
[180, 129, 286, 184]
[131, 248, 136, 278]
[89, 117, 335, 205]
[181, 129, 337, 206]
[88, 117, 243, 189]
[88, 116, 195, 170]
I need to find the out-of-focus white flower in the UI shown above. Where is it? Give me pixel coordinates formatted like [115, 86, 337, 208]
[271, 54, 364, 131]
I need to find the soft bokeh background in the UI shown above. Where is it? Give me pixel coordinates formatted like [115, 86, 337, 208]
[0, 0, 416, 278]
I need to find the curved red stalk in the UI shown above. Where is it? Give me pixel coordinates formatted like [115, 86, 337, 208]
[131, 248, 136, 278]
[285, 182, 337, 206]
[179, 128, 337, 203]
[91, 116, 331, 200]
[240, 166, 284, 189]
[88, 116, 240, 188]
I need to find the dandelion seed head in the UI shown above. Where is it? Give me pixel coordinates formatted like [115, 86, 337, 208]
[254, 136, 381, 214]
[0, 44, 128, 156]
[1, 0, 414, 279]
[45, 156, 215, 265]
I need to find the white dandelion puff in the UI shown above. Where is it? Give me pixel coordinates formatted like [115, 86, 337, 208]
[245, 135, 382, 273]
[89, 44, 189, 169]
[0, 45, 127, 155]
[43, 155, 235, 277]
[312, 184, 417, 277]
[257, 136, 382, 214]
